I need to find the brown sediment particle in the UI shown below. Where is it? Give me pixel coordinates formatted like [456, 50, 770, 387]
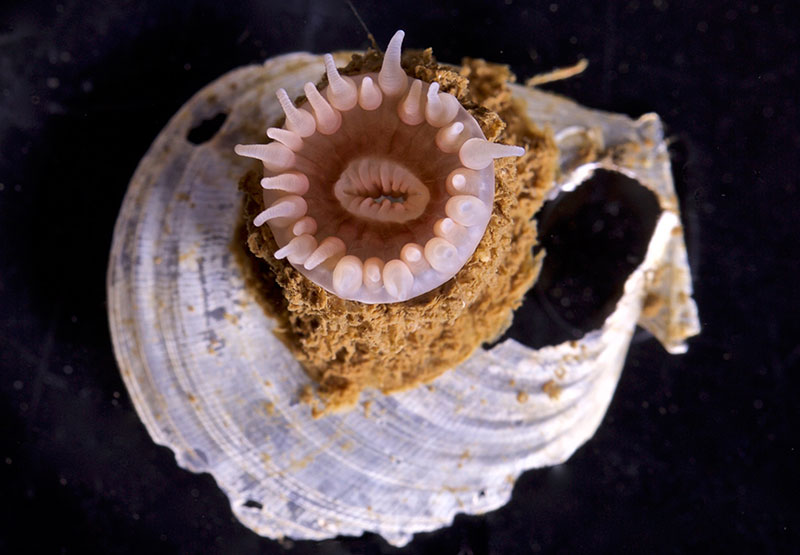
[642, 292, 664, 318]
[516, 390, 529, 403]
[299, 384, 314, 404]
[235, 47, 558, 414]
[223, 312, 239, 325]
[542, 379, 562, 401]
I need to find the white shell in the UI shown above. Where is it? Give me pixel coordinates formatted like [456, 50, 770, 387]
[107, 52, 699, 546]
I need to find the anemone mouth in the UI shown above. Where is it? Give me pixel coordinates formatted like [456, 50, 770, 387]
[333, 157, 430, 224]
[235, 31, 524, 303]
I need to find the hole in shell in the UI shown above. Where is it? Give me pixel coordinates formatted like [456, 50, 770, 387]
[492, 169, 661, 349]
[187, 112, 227, 145]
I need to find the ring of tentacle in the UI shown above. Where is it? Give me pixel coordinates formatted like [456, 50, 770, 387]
[236, 30, 524, 303]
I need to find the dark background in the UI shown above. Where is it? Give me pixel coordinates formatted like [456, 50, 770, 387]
[1, 0, 798, 553]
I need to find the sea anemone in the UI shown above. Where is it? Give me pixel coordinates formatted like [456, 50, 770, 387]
[235, 30, 554, 411]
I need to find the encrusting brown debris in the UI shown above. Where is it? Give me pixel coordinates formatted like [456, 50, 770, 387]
[235, 46, 558, 416]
